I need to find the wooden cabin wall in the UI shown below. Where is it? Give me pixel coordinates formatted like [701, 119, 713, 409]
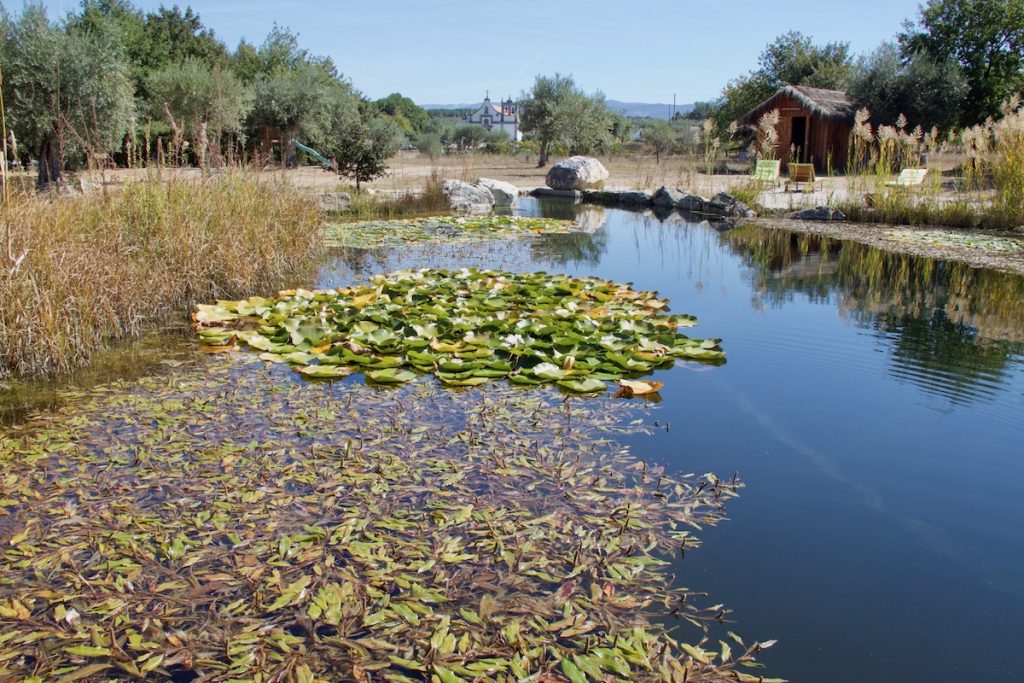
[746, 93, 851, 172]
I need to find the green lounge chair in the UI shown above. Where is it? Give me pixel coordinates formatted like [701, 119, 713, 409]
[886, 168, 928, 187]
[751, 159, 781, 186]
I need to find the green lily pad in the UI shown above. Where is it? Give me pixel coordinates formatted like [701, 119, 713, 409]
[195, 268, 725, 393]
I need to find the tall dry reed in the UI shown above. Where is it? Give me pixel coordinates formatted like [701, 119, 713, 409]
[0, 173, 321, 379]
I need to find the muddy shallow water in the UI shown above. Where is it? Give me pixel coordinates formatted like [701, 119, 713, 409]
[4, 199, 1024, 681]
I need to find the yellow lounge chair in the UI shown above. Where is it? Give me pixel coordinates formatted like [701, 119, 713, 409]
[785, 163, 819, 192]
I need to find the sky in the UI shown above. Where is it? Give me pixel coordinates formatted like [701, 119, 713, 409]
[35, 0, 925, 105]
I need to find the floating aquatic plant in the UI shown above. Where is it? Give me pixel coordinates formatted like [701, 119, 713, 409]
[324, 216, 584, 249]
[0, 357, 777, 682]
[884, 229, 1024, 253]
[194, 268, 725, 394]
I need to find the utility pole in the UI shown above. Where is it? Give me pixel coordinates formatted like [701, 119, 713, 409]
[671, 93, 676, 121]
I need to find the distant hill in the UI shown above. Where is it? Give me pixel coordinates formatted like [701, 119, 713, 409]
[420, 100, 694, 120]
[606, 100, 694, 120]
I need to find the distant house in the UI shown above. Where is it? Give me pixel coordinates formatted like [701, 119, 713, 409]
[741, 85, 858, 172]
[462, 94, 522, 141]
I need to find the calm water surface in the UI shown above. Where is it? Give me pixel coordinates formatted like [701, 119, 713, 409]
[6, 200, 1023, 681]
[323, 199, 1024, 681]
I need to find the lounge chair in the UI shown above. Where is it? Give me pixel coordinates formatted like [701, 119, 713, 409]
[751, 159, 781, 187]
[785, 163, 819, 192]
[886, 168, 928, 187]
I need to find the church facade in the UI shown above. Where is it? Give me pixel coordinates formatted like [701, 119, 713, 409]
[462, 94, 522, 141]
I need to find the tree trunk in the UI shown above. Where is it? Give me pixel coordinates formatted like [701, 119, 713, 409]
[537, 139, 550, 167]
[37, 133, 63, 191]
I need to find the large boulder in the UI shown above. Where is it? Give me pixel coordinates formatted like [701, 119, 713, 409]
[476, 178, 519, 207]
[786, 206, 846, 221]
[545, 156, 609, 190]
[707, 192, 756, 218]
[652, 186, 686, 209]
[442, 179, 494, 213]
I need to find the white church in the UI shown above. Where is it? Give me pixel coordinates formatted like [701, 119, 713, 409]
[462, 93, 522, 141]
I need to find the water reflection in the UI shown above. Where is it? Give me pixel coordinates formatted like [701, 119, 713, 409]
[723, 225, 1024, 405]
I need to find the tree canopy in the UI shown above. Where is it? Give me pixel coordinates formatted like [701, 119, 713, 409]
[847, 42, 967, 131]
[900, 0, 1024, 125]
[1, 3, 136, 186]
[519, 73, 612, 166]
[710, 32, 853, 130]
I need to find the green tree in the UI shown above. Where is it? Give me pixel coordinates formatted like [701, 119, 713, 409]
[519, 73, 612, 166]
[848, 42, 967, 130]
[451, 124, 488, 151]
[711, 32, 853, 130]
[900, 0, 1024, 124]
[148, 57, 252, 165]
[332, 111, 401, 190]
[1, 3, 135, 188]
[70, 1, 228, 101]
[244, 27, 359, 166]
[641, 119, 677, 162]
[375, 93, 431, 132]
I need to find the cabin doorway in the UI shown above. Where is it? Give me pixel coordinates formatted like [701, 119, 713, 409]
[791, 116, 807, 163]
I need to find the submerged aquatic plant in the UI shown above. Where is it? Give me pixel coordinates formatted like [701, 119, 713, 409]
[194, 268, 725, 393]
[0, 356, 776, 682]
[324, 216, 583, 249]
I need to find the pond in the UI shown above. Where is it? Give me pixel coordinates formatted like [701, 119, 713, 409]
[3, 199, 1023, 681]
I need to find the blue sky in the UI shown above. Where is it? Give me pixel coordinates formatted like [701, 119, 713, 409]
[37, 0, 924, 104]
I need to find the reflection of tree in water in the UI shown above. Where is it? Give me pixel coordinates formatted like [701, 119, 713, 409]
[723, 225, 1024, 405]
[531, 228, 608, 267]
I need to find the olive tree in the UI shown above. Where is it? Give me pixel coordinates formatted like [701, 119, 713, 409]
[148, 58, 252, 166]
[848, 42, 967, 131]
[519, 73, 612, 166]
[642, 120, 677, 163]
[0, 4, 135, 189]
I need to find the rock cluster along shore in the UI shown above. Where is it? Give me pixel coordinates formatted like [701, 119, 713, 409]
[530, 184, 758, 219]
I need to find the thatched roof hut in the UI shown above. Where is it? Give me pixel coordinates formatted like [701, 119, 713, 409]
[742, 86, 859, 172]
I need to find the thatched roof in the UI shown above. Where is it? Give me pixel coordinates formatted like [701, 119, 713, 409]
[741, 85, 858, 125]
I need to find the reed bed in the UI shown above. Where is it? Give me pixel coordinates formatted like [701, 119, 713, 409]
[834, 100, 1024, 230]
[0, 173, 321, 380]
[343, 170, 450, 219]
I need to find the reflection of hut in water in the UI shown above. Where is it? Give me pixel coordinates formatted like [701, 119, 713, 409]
[741, 86, 858, 172]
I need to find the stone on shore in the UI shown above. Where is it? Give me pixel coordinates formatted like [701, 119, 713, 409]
[306, 191, 352, 213]
[708, 192, 757, 218]
[476, 178, 519, 207]
[442, 179, 495, 213]
[677, 194, 709, 213]
[652, 186, 686, 208]
[545, 156, 609, 190]
[786, 206, 846, 221]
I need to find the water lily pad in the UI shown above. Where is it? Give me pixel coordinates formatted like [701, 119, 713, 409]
[195, 268, 725, 393]
[324, 216, 583, 248]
